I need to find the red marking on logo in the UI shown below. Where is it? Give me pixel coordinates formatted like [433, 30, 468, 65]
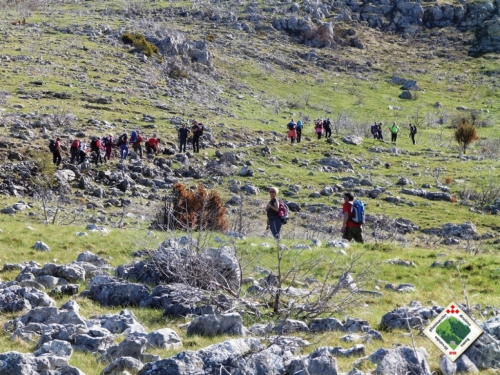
[449, 351, 457, 355]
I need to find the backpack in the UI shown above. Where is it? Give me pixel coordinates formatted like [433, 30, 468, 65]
[413, 126, 417, 134]
[296, 120, 302, 130]
[49, 140, 56, 153]
[90, 139, 98, 152]
[71, 139, 80, 149]
[278, 201, 290, 224]
[130, 130, 138, 143]
[117, 134, 126, 146]
[287, 122, 295, 130]
[198, 125, 204, 136]
[350, 200, 365, 224]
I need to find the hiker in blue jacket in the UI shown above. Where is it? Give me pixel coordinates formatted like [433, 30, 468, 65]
[296, 119, 303, 143]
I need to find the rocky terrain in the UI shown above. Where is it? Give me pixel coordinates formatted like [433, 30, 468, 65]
[0, 0, 500, 374]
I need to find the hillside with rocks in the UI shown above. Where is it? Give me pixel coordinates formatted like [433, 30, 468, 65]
[0, 0, 500, 374]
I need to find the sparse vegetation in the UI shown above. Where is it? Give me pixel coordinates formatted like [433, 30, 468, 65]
[454, 118, 479, 154]
[121, 32, 159, 57]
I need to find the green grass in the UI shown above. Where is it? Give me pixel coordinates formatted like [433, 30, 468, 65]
[0, 0, 500, 373]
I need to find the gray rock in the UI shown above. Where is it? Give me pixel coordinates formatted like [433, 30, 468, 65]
[34, 339, 73, 358]
[101, 356, 144, 375]
[187, 313, 247, 337]
[342, 136, 363, 145]
[275, 319, 309, 334]
[287, 347, 339, 375]
[93, 309, 146, 334]
[74, 327, 115, 353]
[370, 346, 431, 375]
[309, 318, 344, 332]
[33, 241, 50, 251]
[86, 280, 151, 307]
[399, 90, 413, 99]
[102, 332, 148, 362]
[146, 328, 182, 349]
[76, 251, 110, 267]
[380, 301, 443, 330]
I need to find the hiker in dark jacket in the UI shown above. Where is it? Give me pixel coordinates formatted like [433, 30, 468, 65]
[371, 122, 378, 139]
[53, 138, 62, 166]
[70, 138, 80, 164]
[296, 120, 303, 143]
[178, 124, 189, 153]
[409, 123, 417, 145]
[191, 120, 201, 153]
[323, 118, 332, 139]
[377, 123, 384, 140]
[266, 187, 282, 239]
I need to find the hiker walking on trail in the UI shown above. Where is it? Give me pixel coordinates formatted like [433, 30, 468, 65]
[118, 133, 129, 159]
[79, 140, 87, 164]
[146, 134, 161, 154]
[191, 120, 201, 153]
[323, 117, 332, 139]
[377, 123, 384, 140]
[103, 134, 113, 161]
[266, 187, 282, 239]
[296, 119, 303, 143]
[409, 123, 417, 145]
[70, 138, 80, 164]
[178, 124, 189, 153]
[90, 137, 104, 165]
[51, 138, 62, 166]
[371, 122, 378, 139]
[341, 192, 364, 243]
[287, 118, 297, 144]
[130, 130, 144, 158]
[389, 122, 399, 143]
[315, 121, 323, 140]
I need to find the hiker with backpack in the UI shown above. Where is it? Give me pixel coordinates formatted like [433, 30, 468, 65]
[314, 121, 323, 139]
[323, 118, 332, 139]
[287, 118, 297, 144]
[90, 137, 105, 165]
[409, 123, 417, 145]
[117, 133, 129, 159]
[178, 124, 189, 153]
[371, 122, 379, 139]
[341, 192, 364, 243]
[70, 138, 80, 164]
[389, 122, 399, 143]
[79, 140, 87, 164]
[103, 135, 114, 161]
[130, 130, 145, 158]
[191, 120, 201, 153]
[266, 187, 282, 239]
[296, 119, 303, 143]
[146, 135, 161, 154]
[377, 123, 384, 140]
[50, 138, 62, 166]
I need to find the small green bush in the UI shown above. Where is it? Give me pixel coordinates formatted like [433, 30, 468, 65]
[121, 32, 159, 57]
[169, 68, 189, 79]
[206, 34, 215, 42]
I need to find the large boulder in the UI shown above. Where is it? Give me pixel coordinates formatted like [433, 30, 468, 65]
[369, 346, 431, 375]
[380, 301, 443, 330]
[85, 280, 150, 307]
[187, 313, 247, 337]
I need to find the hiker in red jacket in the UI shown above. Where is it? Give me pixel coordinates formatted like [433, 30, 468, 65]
[70, 138, 80, 164]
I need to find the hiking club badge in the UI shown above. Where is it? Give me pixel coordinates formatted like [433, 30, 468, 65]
[424, 302, 483, 361]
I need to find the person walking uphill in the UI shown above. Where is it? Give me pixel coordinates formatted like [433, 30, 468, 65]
[70, 138, 80, 164]
[178, 124, 189, 153]
[130, 130, 145, 159]
[118, 133, 129, 159]
[341, 192, 364, 243]
[296, 119, 303, 143]
[389, 122, 399, 143]
[191, 120, 201, 153]
[287, 119, 297, 144]
[409, 123, 417, 145]
[52, 138, 62, 166]
[266, 187, 282, 239]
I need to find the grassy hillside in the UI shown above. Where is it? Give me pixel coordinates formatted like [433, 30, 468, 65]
[0, 0, 500, 373]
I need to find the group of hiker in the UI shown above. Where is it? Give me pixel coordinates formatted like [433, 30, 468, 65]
[285, 118, 418, 145]
[370, 122, 417, 145]
[266, 187, 365, 244]
[50, 131, 163, 168]
[50, 120, 206, 168]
